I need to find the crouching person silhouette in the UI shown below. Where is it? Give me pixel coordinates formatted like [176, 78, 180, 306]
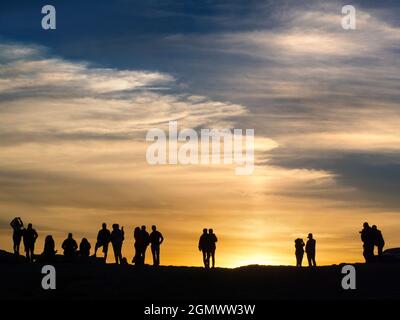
[79, 238, 91, 257]
[62, 233, 78, 260]
[41, 235, 57, 262]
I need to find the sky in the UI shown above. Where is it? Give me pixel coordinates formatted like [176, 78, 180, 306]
[0, 0, 400, 267]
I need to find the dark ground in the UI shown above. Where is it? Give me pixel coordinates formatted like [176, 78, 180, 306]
[0, 250, 399, 300]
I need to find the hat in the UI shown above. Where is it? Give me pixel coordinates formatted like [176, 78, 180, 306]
[307, 233, 313, 239]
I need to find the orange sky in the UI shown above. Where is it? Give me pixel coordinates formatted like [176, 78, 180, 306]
[1, 137, 399, 267]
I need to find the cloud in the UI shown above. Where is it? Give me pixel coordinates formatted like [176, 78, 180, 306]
[0, 44, 174, 95]
[182, 2, 400, 209]
[0, 43, 249, 147]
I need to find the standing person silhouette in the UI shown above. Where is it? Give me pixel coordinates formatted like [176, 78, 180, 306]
[94, 223, 111, 260]
[133, 227, 142, 265]
[62, 233, 78, 257]
[139, 225, 150, 265]
[149, 225, 164, 266]
[360, 222, 374, 263]
[305, 233, 316, 267]
[10, 217, 24, 255]
[79, 238, 91, 257]
[110, 224, 124, 264]
[208, 229, 218, 268]
[23, 223, 38, 262]
[199, 229, 210, 268]
[372, 225, 385, 257]
[295, 238, 305, 267]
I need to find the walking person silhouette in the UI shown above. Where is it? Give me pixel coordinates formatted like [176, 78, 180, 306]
[10, 217, 24, 255]
[23, 223, 38, 262]
[110, 224, 124, 264]
[94, 223, 111, 260]
[305, 233, 316, 267]
[295, 238, 305, 267]
[199, 229, 210, 268]
[208, 229, 218, 268]
[149, 225, 164, 267]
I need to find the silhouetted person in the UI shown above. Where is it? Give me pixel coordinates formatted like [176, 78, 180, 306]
[295, 238, 305, 267]
[149, 225, 164, 266]
[42, 235, 56, 261]
[23, 223, 38, 262]
[62, 233, 78, 257]
[360, 222, 374, 263]
[94, 223, 111, 260]
[79, 238, 91, 257]
[305, 233, 316, 267]
[10, 217, 24, 255]
[199, 229, 210, 268]
[133, 227, 142, 265]
[110, 224, 124, 264]
[139, 225, 150, 265]
[208, 229, 218, 268]
[372, 225, 385, 257]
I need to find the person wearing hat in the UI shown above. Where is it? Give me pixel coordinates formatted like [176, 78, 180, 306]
[305, 233, 317, 267]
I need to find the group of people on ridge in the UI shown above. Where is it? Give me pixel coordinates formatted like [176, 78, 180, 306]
[83, 223, 165, 266]
[93, 223, 125, 264]
[9, 217, 387, 267]
[360, 222, 385, 263]
[10, 218, 166, 266]
[198, 228, 218, 268]
[294, 233, 316, 267]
